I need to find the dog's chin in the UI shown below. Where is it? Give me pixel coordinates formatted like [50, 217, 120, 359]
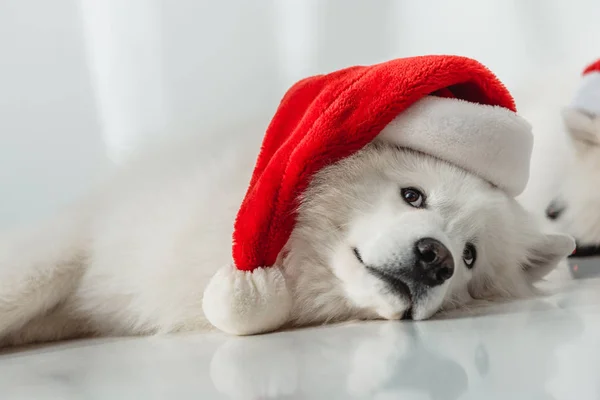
[409, 283, 448, 320]
[374, 282, 448, 322]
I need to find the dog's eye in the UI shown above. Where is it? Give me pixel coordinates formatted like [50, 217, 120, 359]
[545, 199, 565, 221]
[401, 188, 425, 208]
[463, 243, 477, 269]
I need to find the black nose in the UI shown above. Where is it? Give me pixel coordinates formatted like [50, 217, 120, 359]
[414, 238, 454, 286]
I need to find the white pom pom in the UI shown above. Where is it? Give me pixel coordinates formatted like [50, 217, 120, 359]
[202, 264, 292, 335]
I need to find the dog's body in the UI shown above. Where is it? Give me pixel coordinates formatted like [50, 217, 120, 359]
[0, 126, 573, 347]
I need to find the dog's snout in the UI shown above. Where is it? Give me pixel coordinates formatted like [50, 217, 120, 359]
[414, 238, 454, 286]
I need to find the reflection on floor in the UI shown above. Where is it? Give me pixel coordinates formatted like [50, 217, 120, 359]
[1, 276, 599, 400]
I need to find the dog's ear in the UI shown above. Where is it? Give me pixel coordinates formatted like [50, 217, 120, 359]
[562, 108, 600, 153]
[522, 233, 575, 281]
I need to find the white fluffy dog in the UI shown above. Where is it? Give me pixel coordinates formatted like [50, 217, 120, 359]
[541, 60, 600, 249]
[0, 126, 574, 347]
[546, 108, 600, 244]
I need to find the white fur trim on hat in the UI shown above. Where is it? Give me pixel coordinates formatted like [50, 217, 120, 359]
[202, 264, 292, 335]
[378, 96, 533, 197]
[571, 72, 600, 116]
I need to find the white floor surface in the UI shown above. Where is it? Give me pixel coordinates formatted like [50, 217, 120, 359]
[1, 275, 599, 400]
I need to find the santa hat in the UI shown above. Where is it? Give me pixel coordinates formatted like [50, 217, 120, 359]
[202, 55, 533, 335]
[562, 58, 600, 142]
[570, 58, 600, 116]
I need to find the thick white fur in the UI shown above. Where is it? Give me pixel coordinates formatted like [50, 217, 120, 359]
[0, 127, 573, 347]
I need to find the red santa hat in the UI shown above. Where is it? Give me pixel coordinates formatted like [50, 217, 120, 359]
[202, 55, 533, 335]
[570, 58, 600, 116]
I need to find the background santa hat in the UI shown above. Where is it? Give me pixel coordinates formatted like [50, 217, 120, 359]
[570, 59, 600, 116]
[202, 55, 533, 335]
[562, 58, 600, 143]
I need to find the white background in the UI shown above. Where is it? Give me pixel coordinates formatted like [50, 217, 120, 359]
[1, 0, 599, 228]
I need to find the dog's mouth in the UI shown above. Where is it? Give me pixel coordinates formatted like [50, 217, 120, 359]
[365, 266, 412, 300]
[354, 247, 414, 319]
[352, 247, 364, 264]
